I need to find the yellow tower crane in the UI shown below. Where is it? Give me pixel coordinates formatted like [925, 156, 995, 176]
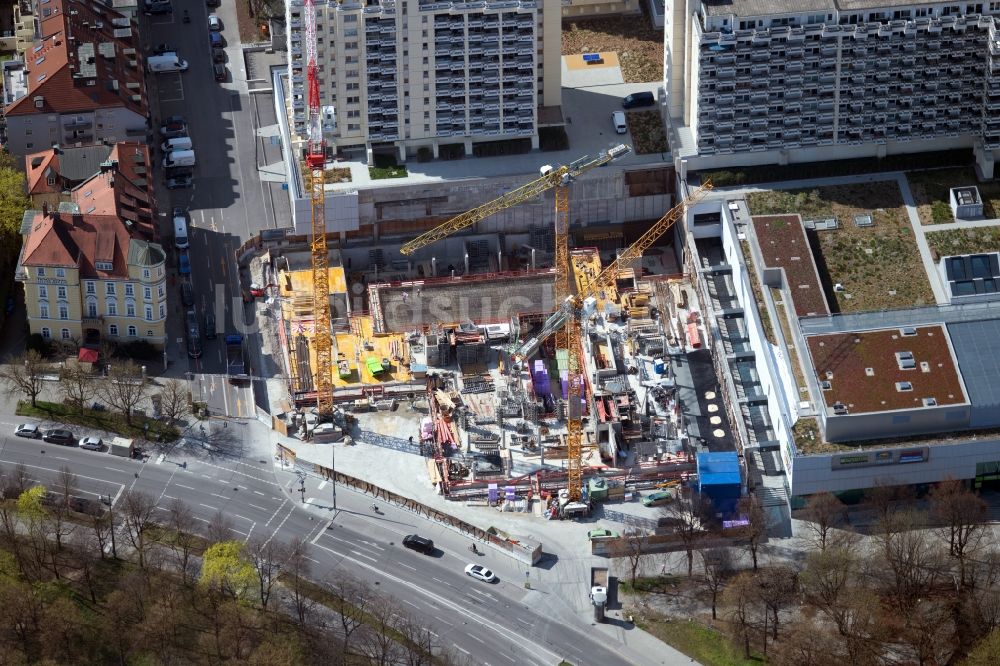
[514, 181, 714, 503]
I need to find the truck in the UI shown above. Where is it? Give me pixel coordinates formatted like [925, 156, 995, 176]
[590, 567, 609, 622]
[226, 334, 248, 381]
[110, 437, 135, 458]
[147, 53, 189, 73]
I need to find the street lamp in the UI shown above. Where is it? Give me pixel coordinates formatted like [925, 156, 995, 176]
[331, 440, 337, 512]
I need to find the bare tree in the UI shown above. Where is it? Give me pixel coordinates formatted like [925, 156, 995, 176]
[330, 579, 371, 660]
[875, 509, 942, 613]
[120, 490, 156, 568]
[929, 477, 988, 588]
[614, 529, 651, 588]
[722, 571, 760, 658]
[661, 493, 709, 577]
[756, 564, 798, 642]
[99, 361, 150, 426]
[802, 492, 847, 551]
[701, 548, 735, 620]
[866, 479, 915, 527]
[57, 364, 93, 414]
[361, 594, 405, 665]
[737, 494, 768, 571]
[0, 350, 49, 408]
[166, 499, 200, 584]
[5, 462, 32, 498]
[285, 538, 314, 624]
[89, 512, 113, 560]
[55, 466, 78, 510]
[206, 510, 235, 544]
[158, 378, 191, 425]
[245, 537, 287, 610]
[800, 546, 858, 636]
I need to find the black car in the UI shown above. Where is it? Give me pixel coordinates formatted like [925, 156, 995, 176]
[622, 91, 655, 109]
[166, 173, 193, 189]
[212, 47, 226, 63]
[181, 281, 194, 307]
[204, 311, 217, 339]
[186, 310, 202, 359]
[213, 64, 227, 82]
[402, 534, 434, 554]
[42, 428, 75, 445]
[160, 116, 188, 138]
[152, 43, 175, 55]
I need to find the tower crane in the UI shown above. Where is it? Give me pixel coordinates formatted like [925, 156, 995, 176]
[304, 0, 334, 418]
[515, 180, 714, 504]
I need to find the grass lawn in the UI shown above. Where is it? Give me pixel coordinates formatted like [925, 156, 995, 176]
[561, 16, 663, 82]
[369, 164, 408, 180]
[633, 609, 764, 666]
[906, 167, 1000, 225]
[16, 400, 180, 443]
[925, 226, 1000, 259]
[619, 574, 680, 595]
[746, 182, 934, 312]
[626, 110, 668, 154]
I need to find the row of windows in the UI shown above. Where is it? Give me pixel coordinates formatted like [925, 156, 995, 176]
[35, 267, 162, 281]
[40, 325, 154, 340]
[38, 302, 165, 320]
[40, 284, 164, 300]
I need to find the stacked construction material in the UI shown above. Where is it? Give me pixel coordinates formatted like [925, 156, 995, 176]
[425, 333, 450, 367]
[532, 360, 551, 397]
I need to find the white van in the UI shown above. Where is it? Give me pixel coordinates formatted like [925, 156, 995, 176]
[173, 213, 189, 249]
[161, 136, 192, 152]
[611, 111, 628, 134]
[163, 149, 196, 169]
[147, 54, 189, 73]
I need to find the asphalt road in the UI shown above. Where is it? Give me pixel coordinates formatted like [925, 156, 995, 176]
[0, 424, 635, 666]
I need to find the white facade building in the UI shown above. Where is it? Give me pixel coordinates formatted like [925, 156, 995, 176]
[665, 0, 1000, 177]
[286, 0, 562, 163]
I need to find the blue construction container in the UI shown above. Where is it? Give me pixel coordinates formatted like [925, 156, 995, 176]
[696, 451, 742, 516]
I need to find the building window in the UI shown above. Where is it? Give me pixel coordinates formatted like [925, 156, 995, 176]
[87, 302, 97, 318]
[127, 325, 137, 337]
[124, 283, 134, 297]
[55, 268, 65, 277]
[86, 281, 96, 294]
[39, 285, 47, 300]
[106, 283, 115, 295]
[107, 300, 117, 316]
[37, 267, 45, 278]
[41, 327, 50, 339]
[146, 330, 153, 337]
[143, 268, 150, 279]
[61, 328, 70, 340]
[126, 302, 136, 318]
[143, 286, 151, 300]
[159, 304, 165, 319]
[57, 286, 66, 299]
[58, 305, 68, 320]
[145, 305, 152, 320]
[109, 324, 118, 336]
[157, 285, 164, 298]
[39, 303, 49, 318]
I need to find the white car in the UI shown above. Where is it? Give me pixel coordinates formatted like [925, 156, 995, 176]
[464, 563, 497, 583]
[15, 423, 41, 438]
[208, 14, 222, 30]
[78, 436, 103, 451]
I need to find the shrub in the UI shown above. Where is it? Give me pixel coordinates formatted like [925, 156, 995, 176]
[930, 200, 954, 224]
[539, 127, 569, 152]
[26, 333, 53, 358]
[119, 340, 159, 361]
[416, 146, 432, 163]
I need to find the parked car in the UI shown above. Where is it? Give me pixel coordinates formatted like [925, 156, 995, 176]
[209, 32, 224, 48]
[43, 429, 76, 445]
[186, 309, 202, 359]
[166, 173, 193, 189]
[611, 110, 628, 134]
[181, 281, 194, 307]
[160, 115, 188, 138]
[212, 47, 226, 63]
[464, 563, 497, 583]
[213, 64, 227, 82]
[402, 534, 434, 554]
[641, 490, 673, 507]
[15, 423, 41, 439]
[204, 311, 217, 339]
[206, 0, 220, 6]
[178, 253, 191, 275]
[152, 43, 175, 55]
[78, 436, 103, 451]
[587, 528, 620, 540]
[208, 13, 222, 30]
[622, 91, 655, 109]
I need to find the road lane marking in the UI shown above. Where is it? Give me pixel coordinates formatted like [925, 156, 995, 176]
[455, 647, 470, 656]
[350, 549, 377, 563]
[467, 634, 486, 645]
[229, 527, 248, 536]
[403, 599, 419, 609]
[210, 493, 229, 500]
[397, 562, 416, 571]
[263, 504, 296, 547]
[317, 480, 327, 490]
[233, 514, 253, 522]
[199, 503, 219, 511]
[499, 655, 515, 663]
[193, 516, 210, 523]
[155, 454, 165, 465]
[263, 499, 288, 527]
[248, 503, 267, 511]
[304, 556, 320, 564]
[254, 490, 265, 495]
[176, 484, 195, 490]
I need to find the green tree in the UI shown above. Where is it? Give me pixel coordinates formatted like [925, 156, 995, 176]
[0, 151, 31, 266]
[965, 627, 1000, 666]
[16, 485, 47, 521]
[200, 540, 255, 600]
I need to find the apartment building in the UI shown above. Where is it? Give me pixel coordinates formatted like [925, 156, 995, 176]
[15, 210, 168, 348]
[666, 0, 1000, 177]
[3, 0, 147, 157]
[285, 0, 562, 162]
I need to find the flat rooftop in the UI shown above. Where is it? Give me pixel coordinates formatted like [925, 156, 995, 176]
[703, 0, 948, 19]
[806, 325, 967, 414]
[752, 215, 830, 317]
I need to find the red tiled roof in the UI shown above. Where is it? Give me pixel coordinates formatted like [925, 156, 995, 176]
[5, 0, 146, 118]
[72, 142, 155, 238]
[25, 150, 60, 195]
[20, 212, 133, 279]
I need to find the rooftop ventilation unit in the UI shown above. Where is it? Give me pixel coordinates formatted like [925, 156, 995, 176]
[922, 397, 937, 406]
[896, 351, 916, 370]
[900, 327, 917, 336]
[895, 381, 914, 392]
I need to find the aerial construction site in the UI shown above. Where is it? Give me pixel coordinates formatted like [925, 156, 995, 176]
[244, 139, 738, 522]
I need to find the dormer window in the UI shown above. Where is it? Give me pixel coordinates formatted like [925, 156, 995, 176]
[37, 267, 45, 277]
[96, 261, 113, 271]
[46, 176, 56, 186]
